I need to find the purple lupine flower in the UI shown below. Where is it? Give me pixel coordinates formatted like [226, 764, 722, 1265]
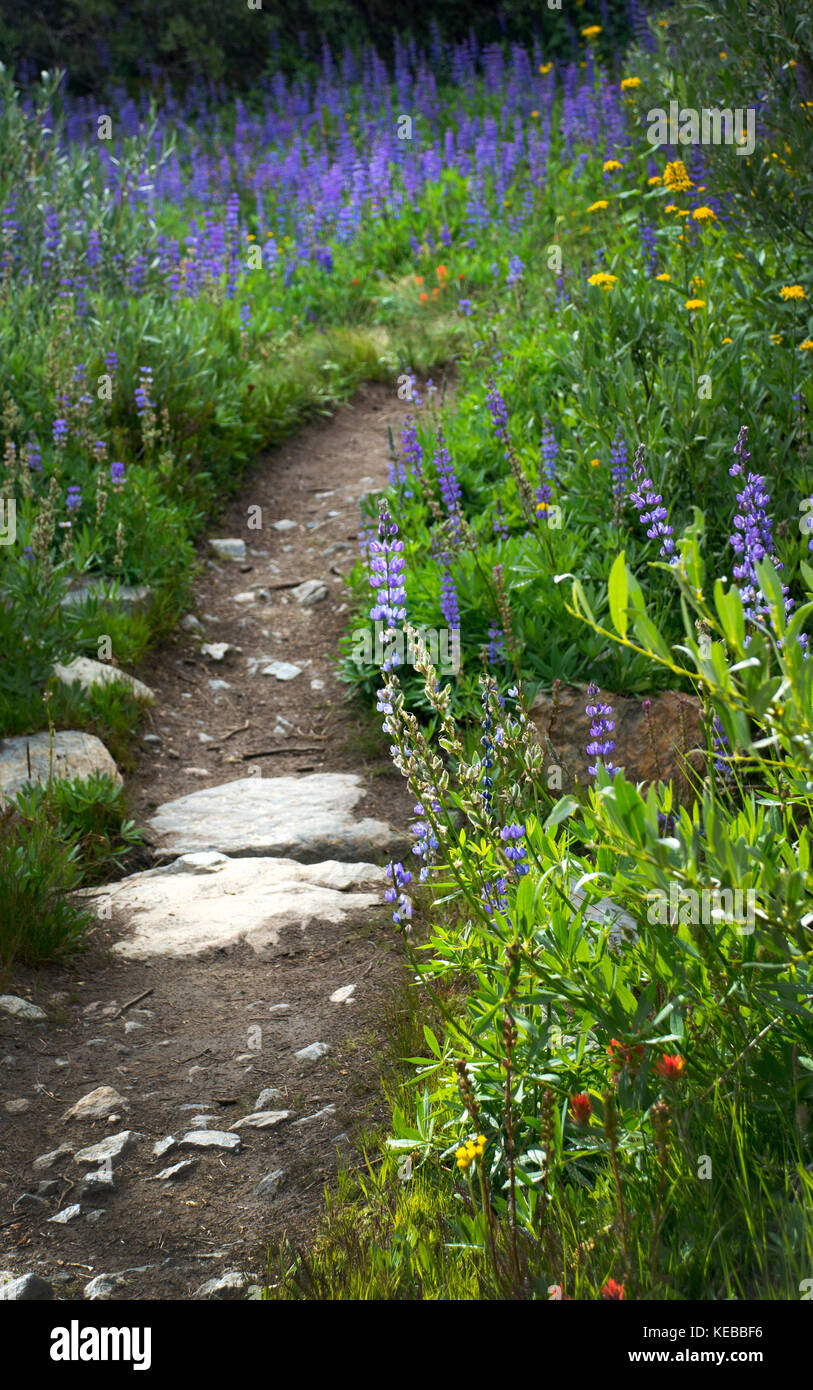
[639, 219, 658, 275]
[480, 685, 495, 820]
[585, 681, 616, 778]
[630, 445, 676, 562]
[541, 419, 558, 480]
[66, 485, 82, 512]
[506, 254, 524, 287]
[610, 428, 629, 497]
[368, 499, 406, 668]
[384, 860, 413, 925]
[500, 822, 529, 876]
[712, 714, 735, 783]
[728, 426, 794, 636]
[400, 416, 423, 481]
[440, 567, 460, 629]
[110, 461, 125, 485]
[806, 497, 813, 552]
[105, 350, 118, 374]
[481, 875, 509, 916]
[239, 302, 251, 334]
[134, 366, 154, 415]
[493, 500, 510, 542]
[26, 441, 42, 472]
[487, 625, 505, 663]
[433, 431, 463, 537]
[458, 297, 473, 315]
[412, 800, 440, 882]
[52, 419, 68, 445]
[486, 379, 510, 444]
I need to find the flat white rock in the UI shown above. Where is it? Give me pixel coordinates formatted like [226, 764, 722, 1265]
[179, 1131, 241, 1152]
[261, 660, 302, 681]
[90, 854, 384, 959]
[229, 1110, 290, 1130]
[295, 1042, 329, 1062]
[62, 1085, 128, 1123]
[208, 538, 246, 561]
[74, 1131, 143, 1166]
[145, 773, 402, 860]
[291, 579, 328, 605]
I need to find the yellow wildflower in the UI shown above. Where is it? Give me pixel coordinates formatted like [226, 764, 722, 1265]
[692, 206, 717, 222]
[582, 25, 602, 39]
[664, 203, 678, 213]
[587, 200, 609, 212]
[590, 458, 601, 468]
[685, 299, 706, 309]
[780, 285, 806, 301]
[800, 339, 813, 350]
[531, 109, 539, 118]
[647, 175, 662, 185]
[664, 160, 693, 193]
[539, 62, 553, 75]
[655, 273, 671, 282]
[621, 77, 641, 90]
[587, 272, 618, 289]
[603, 159, 623, 172]
[721, 337, 733, 344]
[770, 333, 783, 344]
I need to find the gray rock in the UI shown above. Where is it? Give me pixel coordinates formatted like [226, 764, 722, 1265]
[208, 538, 246, 561]
[77, 1169, 116, 1198]
[230, 1110, 290, 1131]
[95, 854, 386, 960]
[0, 732, 121, 806]
[291, 579, 328, 605]
[32, 1143, 74, 1173]
[330, 984, 356, 1004]
[4, 1098, 31, 1113]
[208, 679, 231, 691]
[152, 1136, 176, 1158]
[295, 1042, 330, 1063]
[0, 1273, 54, 1300]
[62, 1085, 129, 1123]
[178, 1131, 241, 1152]
[254, 1088, 282, 1109]
[180, 614, 204, 634]
[261, 660, 302, 681]
[60, 578, 152, 615]
[293, 1104, 336, 1126]
[231, 591, 256, 604]
[84, 1273, 125, 1300]
[254, 1169, 285, 1200]
[49, 1203, 81, 1224]
[13, 1193, 49, 1214]
[270, 519, 297, 532]
[85, 1209, 106, 1225]
[0, 994, 46, 1022]
[193, 1270, 249, 1300]
[152, 1159, 198, 1181]
[145, 773, 403, 862]
[52, 657, 155, 705]
[74, 1131, 143, 1166]
[186, 1114, 221, 1129]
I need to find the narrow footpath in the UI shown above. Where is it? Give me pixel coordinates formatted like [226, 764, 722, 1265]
[0, 383, 418, 1301]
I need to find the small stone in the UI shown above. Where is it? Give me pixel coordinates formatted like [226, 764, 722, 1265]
[4, 1098, 30, 1114]
[178, 1131, 241, 1152]
[208, 679, 232, 691]
[186, 1114, 220, 1129]
[254, 1088, 282, 1110]
[295, 1042, 330, 1063]
[180, 614, 204, 634]
[84, 1273, 125, 1300]
[13, 1193, 49, 1214]
[74, 1131, 143, 1166]
[291, 579, 328, 606]
[330, 984, 356, 1004]
[260, 661, 302, 681]
[77, 1170, 116, 1199]
[231, 591, 256, 604]
[310, 679, 325, 691]
[153, 1136, 176, 1158]
[123, 1021, 143, 1034]
[197, 732, 214, 743]
[85, 1210, 105, 1225]
[230, 1110, 290, 1131]
[201, 642, 237, 663]
[143, 733, 163, 745]
[293, 1104, 336, 1126]
[62, 1085, 129, 1123]
[153, 1158, 198, 1181]
[268, 1004, 290, 1015]
[32, 1144, 74, 1174]
[0, 1273, 54, 1300]
[253, 1169, 284, 1200]
[184, 768, 211, 777]
[37, 1181, 60, 1197]
[54, 1058, 71, 1068]
[208, 538, 246, 561]
[49, 1203, 81, 1224]
[271, 519, 297, 532]
[193, 1270, 248, 1300]
[0, 995, 46, 1022]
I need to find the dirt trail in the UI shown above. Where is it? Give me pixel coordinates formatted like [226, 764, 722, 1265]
[0, 383, 418, 1301]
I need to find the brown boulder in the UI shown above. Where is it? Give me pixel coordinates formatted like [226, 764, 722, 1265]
[530, 686, 705, 796]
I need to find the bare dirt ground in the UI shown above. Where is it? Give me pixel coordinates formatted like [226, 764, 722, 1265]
[0, 382, 422, 1300]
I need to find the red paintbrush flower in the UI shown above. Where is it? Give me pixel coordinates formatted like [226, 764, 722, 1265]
[601, 1278, 625, 1300]
[570, 1092, 592, 1126]
[655, 1053, 686, 1082]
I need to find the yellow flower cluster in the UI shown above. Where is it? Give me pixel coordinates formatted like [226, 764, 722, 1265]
[582, 25, 602, 40]
[587, 272, 618, 289]
[603, 159, 622, 172]
[655, 273, 671, 282]
[780, 284, 806, 301]
[692, 206, 717, 222]
[539, 62, 553, 75]
[456, 1135, 487, 1170]
[621, 77, 641, 91]
[587, 200, 609, 212]
[685, 298, 706, 310]
[663, 160, 694, 193]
